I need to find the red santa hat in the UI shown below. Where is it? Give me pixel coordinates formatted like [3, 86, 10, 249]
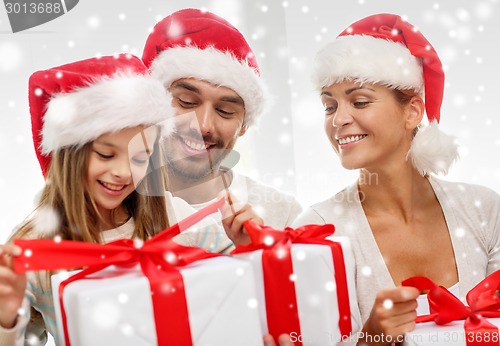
[29, 54, 175, 177]
[313, 13, 459, 176]
[142, 8, 268, 127]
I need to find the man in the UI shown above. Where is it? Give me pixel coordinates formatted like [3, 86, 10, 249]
[142, 8, 302, 254]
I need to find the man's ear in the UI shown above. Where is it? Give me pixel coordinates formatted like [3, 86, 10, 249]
[406, 95, 425, 130]
[238, 124, 248, 137]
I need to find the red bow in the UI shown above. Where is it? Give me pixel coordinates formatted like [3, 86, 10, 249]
[403, 270, 500, 346]
[232, 221, 352, 345]
[14, 197, 225, 346]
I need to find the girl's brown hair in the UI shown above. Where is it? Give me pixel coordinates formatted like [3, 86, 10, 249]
[11, 130, 169, 243]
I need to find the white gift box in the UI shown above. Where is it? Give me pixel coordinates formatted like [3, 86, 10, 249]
[404, 318, 500, 346]
[234, 235, 362, 346]
[52, 256, 263, 346]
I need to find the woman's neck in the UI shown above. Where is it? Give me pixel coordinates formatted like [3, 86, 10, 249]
[358, 164, 432, 223]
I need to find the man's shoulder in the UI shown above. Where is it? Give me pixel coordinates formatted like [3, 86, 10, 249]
[234, 172, 299, 203]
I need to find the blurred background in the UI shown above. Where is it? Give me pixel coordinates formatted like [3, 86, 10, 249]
[1, 0, 499, 245]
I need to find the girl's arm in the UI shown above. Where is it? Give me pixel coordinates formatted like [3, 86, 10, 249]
[0, 244, 28, 346]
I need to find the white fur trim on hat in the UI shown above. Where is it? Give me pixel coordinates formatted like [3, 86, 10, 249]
[407, 121, 459, 176]
[41, 73, 175, 154]
[149, 46, 269, 127]
[313, 35, 424, 91]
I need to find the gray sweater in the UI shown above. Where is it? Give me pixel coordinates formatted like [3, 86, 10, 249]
[292, 177, 500, 323]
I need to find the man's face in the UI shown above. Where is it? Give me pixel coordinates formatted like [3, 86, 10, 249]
[164, 78, 247, 182]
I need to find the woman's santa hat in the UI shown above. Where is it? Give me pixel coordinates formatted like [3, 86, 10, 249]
[29, 54, 175, 177]
[142, 8, 268, 127]
[313, 13, 459, 176]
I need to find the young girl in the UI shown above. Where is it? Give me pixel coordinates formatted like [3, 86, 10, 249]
[0, 54, 175, 345]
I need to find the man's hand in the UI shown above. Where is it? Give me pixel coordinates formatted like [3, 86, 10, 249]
[220, 191, 263, 246]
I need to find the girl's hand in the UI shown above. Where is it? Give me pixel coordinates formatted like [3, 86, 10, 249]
[220, 191, 263, 246]
[263, 334, 294, 346]
[360, 286, 419, 346]
[0, 244, 27, 329]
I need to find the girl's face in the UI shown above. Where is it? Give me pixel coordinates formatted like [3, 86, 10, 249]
[86, 125, 157, 216]
[320, 81, 416, 171]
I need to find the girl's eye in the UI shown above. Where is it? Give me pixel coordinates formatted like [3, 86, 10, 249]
[95, 151, 112, 159]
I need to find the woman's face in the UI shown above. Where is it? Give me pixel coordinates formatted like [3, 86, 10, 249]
[320, 81, 414, 171]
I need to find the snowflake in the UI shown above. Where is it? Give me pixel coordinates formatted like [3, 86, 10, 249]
[87, 16, 100, 29]
[294, 250, 306, 261]
[264, 235, 274, 246]
[120, 323, 134, 336]
[361, 266, 372, 277]
[133, 238, 144, 249]
[455, 228, 466, 238]
[164, 251, 178, 265]
[247, 298, 258, 309]
[325, 281, 335, 292]
[382, 299, 394, 310]
[118, 293, 129, 304]
[0, 42, 22, 72]
[308, 294, 320, 307]
[91, 301, 120, 329]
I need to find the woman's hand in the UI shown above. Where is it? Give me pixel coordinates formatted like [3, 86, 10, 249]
[0, 243, 26, 329]
[360, 286, 420, 346]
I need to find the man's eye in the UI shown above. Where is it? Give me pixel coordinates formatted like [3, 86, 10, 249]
[217, 108, 235, 116]
[177, 98, 196, 107]
[131, 157, 148, 165]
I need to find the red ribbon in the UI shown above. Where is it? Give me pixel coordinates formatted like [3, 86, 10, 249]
[402, 270, 500, 346]
[14, 197, 225, 346]
[231, 222, 352, 345]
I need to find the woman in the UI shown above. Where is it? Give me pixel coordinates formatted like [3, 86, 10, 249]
[293, 13, 500, 345]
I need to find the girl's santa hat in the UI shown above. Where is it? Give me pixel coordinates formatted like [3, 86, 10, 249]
[142, 8, 269, 127]
[313, 13, 459, 176]
[29, 54, 175, 177]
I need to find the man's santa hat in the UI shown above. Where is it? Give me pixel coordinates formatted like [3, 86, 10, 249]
[29, 54, 175, 177]
[313, 13, 459, 176]
[142, 8, 268, 127]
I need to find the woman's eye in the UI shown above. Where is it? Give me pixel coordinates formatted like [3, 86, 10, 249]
[324, 105, 337, 115]
[353, 101, 370, 108]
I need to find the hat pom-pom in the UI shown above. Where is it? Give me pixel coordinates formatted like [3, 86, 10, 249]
[407, 121, 459, 176]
